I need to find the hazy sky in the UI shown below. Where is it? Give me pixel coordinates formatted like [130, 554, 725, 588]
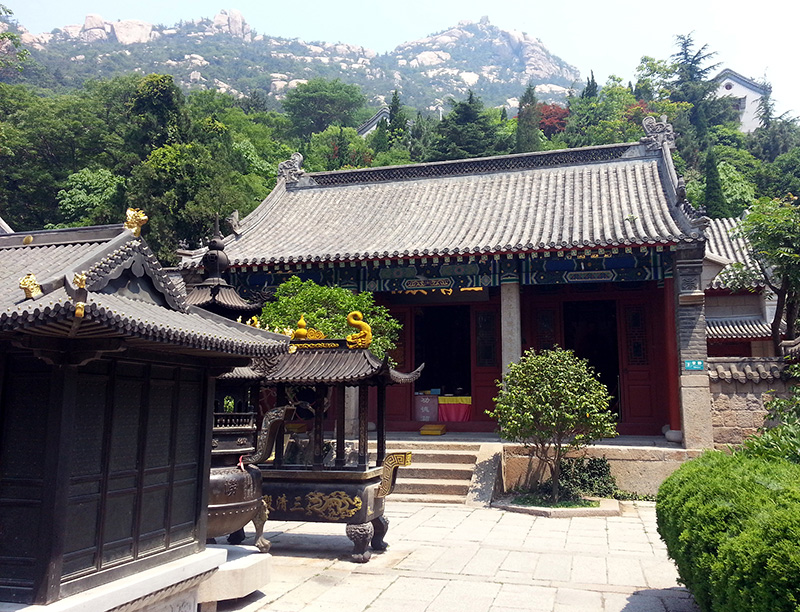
[9, 0, 800, 115]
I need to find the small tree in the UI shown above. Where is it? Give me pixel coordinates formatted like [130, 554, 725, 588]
[730, 195, 800, 353]
[259, 276, 400, 360]
[487, 347, 617, 502]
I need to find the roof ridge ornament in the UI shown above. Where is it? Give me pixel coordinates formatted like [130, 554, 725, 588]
[277, 152, 305, 184]
[19, 273, 42, 299]
[640, 115, 677, 150]
[346, 311, 372, 349]
[124, 208, 148, 237]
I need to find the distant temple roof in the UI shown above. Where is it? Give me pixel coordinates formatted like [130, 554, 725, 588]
[0, 223, 287, 358]
[181, 137, 704, 270]
[705, 217, 765, 290]
[356, 106, 390, 137]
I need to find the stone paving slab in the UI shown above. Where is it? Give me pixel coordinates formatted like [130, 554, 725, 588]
[217, 501, 698, 612]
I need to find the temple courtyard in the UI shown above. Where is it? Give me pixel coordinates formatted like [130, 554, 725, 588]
[220, 501, 698, 612]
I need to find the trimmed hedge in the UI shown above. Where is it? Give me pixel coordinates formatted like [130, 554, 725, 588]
[656, 451, 800, 612]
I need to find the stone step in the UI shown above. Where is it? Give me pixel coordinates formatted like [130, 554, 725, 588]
[394, 478, 470, 496]
[398, 463, 475, 480]
[369, 441, 482, 452]
[387, 493, 468, 504]
[371, 449, 479, 464]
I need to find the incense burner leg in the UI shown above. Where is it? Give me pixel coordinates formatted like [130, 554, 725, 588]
[252, 497, 271, 553]
[227, 528, 246, 545]
[346, 522, 374, 563]
[370, 515, 389, 551]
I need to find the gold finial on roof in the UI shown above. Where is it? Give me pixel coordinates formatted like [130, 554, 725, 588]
[247, 316, 261, 329]
[74, 302, 86, 318]
[346, 311, 372, 349]
[124, 208, 148, 237]
[19, 274, 42, 299]
[293, 314, 308, 339]
[73, 273, 87, 289]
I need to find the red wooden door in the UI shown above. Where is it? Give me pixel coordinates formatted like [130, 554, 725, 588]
[617, 302, 661, 435]
[470, 304, 502, 422]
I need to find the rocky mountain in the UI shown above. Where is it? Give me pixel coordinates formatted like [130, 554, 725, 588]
[10, 10, 580, 110]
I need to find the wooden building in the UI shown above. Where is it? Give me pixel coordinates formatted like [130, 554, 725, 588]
[180, 120, 718, 446]
[0, 218, 287, 606]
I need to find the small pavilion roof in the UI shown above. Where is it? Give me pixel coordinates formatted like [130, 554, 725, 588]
[181, 140, 704, 270]
[185, 280, 262, 314]
[255, 339, 423, 386]
[0, 224, 288, 358]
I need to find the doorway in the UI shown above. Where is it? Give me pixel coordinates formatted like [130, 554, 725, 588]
[563, 300, 620, 416]
[414, 305, 471, 396]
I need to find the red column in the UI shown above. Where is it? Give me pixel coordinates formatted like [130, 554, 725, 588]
[663, 277, 682, 431]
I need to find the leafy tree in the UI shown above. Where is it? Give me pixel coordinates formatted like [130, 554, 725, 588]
[487, 347, 617, 503]
[755, 147, 800, 199]
[565, 77, 654, 147]
[259, 276, 401, 360]
[730, 195, 800, 353]
[538, 103, 568, 138]
[515, 83, 542, 153]
[56, 168, 126, 227]
[128, 74, 189, 156]
[633, 56, 676, 102]
[307, 125, 373, 171]
[127, 141, 262, 262]
[282, 78, 366, 139]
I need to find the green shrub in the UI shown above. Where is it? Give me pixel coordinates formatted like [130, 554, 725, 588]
[537, 456, 617, 499]
[657, 451, 800, 612]
[488, 347, 617, 502]
[712, 506, 800, 612]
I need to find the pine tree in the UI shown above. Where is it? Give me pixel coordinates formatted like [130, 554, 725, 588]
[428, 91, 501, 161]
[704, 148, 728, 218]
[369, 118, 390, 153]
[387, 90, 407, 145]
[581, 71, 598, 99]
[515, 83, 542, 153]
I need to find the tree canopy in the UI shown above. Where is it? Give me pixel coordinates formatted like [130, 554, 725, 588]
[259, 276, 400, 361]
[282, 78, 367, 139]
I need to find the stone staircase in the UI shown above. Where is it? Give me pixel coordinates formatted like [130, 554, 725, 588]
[370, 439, 482, 504]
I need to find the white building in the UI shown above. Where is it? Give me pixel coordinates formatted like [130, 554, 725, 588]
[714, 69, 770, 133]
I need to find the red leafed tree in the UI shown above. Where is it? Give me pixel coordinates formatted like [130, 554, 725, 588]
[538, 103, 569, 138]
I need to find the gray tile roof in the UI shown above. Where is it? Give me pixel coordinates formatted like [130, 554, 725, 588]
[0, 225, 287, 357]
[706, 316, 773, 339]
[705, 217, 764, 289]
[708, 357, 784, 383]
[181, 143, 702, 269]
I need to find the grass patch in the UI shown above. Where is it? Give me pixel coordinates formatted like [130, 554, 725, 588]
[511, 491, 600, 508]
